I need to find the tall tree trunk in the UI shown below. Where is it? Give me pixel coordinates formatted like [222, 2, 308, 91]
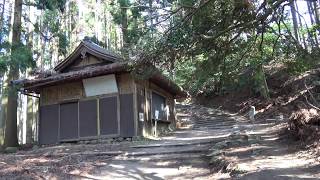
[103, 7, 108, 49]
[294, 1, 307, 48]
[119, 0, 129, 59]
[290, 0, 300, 43]
[3, 0, 22, 147]
[94, 0, 99, 41]
[256, 64, 269, 99]
[314, 1, 320, 26]
[33, 98, 38, 142]
[0, 75, 4, 145]
[39, 10, 45, 70]
[313, 1, 320, 45]
[25, 3, 33, 144]
[0, 0, 5, 144]
[26, 96, 33, 144]
[0, 0, 12, 145]
[0, 0, 6, 45]
[169, 52, 175, 79]
[307, 1, 319, 47]
[149, 0, 154, 37]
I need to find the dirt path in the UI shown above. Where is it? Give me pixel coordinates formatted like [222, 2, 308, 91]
[0, 103, 319, 179]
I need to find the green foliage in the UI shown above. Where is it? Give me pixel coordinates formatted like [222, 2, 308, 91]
[285, 52, 317, 75]
[10, 43, 35, 71]
[143, 0, 318, 97]
[9, 0, 320, 100]
[252, 65, 269, 98]
[110, 0, 147, 46]
[0, 55, 8, 73]
[285, 60, 311, 75]
[58, 32, 68, 56]
[42, 10, 60, 34]
[0, 42, 34, 75]
[35, 0, 66, 12]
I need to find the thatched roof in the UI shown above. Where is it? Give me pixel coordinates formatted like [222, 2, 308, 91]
[14, 41, 187, 98]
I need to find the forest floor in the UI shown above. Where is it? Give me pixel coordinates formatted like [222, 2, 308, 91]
[0, 102, 319, 179]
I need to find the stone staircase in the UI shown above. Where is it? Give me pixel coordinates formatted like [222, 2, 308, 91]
[176, 103, 243, 131]
[192, 119, 236, 130]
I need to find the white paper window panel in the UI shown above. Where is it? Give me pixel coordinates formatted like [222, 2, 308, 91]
[83, 74, 118, 97]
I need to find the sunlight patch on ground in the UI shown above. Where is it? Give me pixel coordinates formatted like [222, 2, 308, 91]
[110, 164, 125, 169]
[161, 134, 228, 141]
[90, 165, 209, 180]
[227, 145, 271, 154]
[234, 153, 316, 173]
[23, 157, 51, 163]
[279, 174, 319, 179]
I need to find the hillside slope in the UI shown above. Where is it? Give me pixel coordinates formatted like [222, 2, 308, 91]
[197, 66, 320, 146]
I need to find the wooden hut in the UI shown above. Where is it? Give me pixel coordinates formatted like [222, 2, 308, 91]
[16, 40, 186, 145]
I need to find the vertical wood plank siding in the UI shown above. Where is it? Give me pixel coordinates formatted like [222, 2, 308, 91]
[120, 94, 135, 137]
[39, 104, 59, 144]
[136, 86, 145, 136]
[79, 99, 98, 137]
[99, 96, 118, 135]
[59, 102, 79, 141]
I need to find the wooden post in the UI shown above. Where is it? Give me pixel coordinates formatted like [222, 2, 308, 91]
[97, 98, 100, 136]
[155, 110, 159, 137]
[155, 120, 157, 137]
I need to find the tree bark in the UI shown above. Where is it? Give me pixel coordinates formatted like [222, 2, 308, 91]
[313, 1, 320, 45]
[103, 7, 108, 49]
[313, 1, 320, 26]
[0, 0, 6, 44]
[149, 0, 154, 37]
[26, 95, 33, 144]
[290, 0, 300, 43]
[256, 64, 269, 99]
[307, 1, 319, 47]
[3, 0, 22, 147]
[119, 0, 129, 59]
[294, 1, 307, 48]
[26, 3, 33, 144]
[0, 0, 12, 145]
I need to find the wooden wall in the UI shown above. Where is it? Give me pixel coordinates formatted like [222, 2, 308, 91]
[73, 55, 101, 68]
[40, 81, 84, 106]
[134, 79, 176, 137]
[40, 73, 134, 106]
[38, 73, 136, 144]
[38, 72, 176, 143]
[63, 54, 111, 72]
[117, 73, 134, 94]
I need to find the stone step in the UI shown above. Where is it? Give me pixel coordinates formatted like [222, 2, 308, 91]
[193, 119, 235, 123]
[193, 125, 235, 129]
[193, 121, 235, 124]
[193, 123, 235, 126]
[124, 148, 209, 157]
[192, 126, 233, 130]
[193, 123, 235, 127]
[130, 138, 220, 149]
[192, 125, 234, 128]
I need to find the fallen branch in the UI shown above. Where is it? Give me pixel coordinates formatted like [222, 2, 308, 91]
[304, 78, 320, 109]
[303, 94, 320, 111]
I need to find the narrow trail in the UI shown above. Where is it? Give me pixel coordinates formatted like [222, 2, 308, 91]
[85, 103, 236, 179]
[178, 103, 320, 180]
[87, 103, 320, 179]
[0, 103, 319, 179]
